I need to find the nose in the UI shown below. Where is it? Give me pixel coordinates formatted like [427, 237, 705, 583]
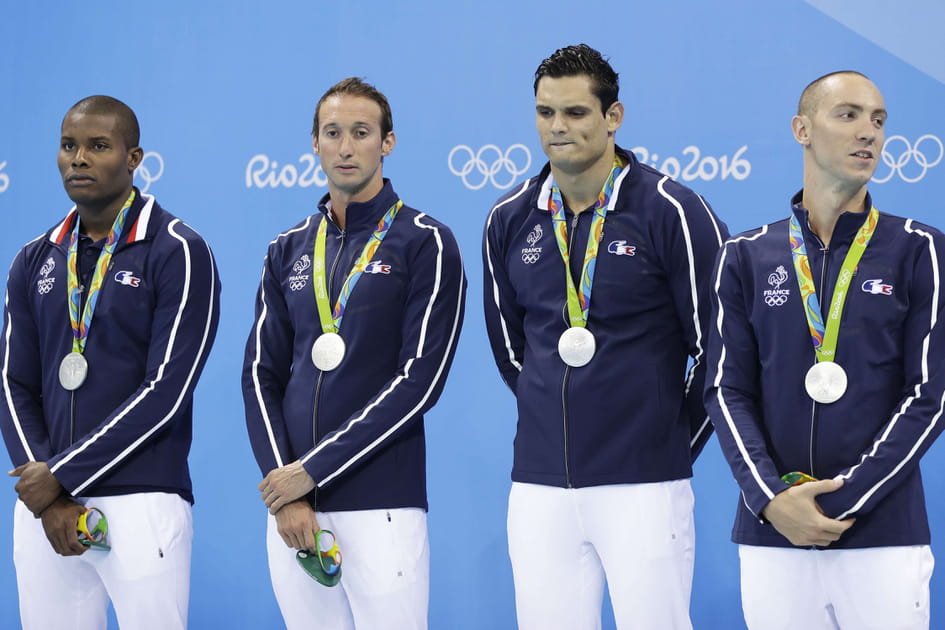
[549, 112, 568, 135]
[72, 146, 90, 167]
[338, 133, 354, 157]
[856, 119, 877, 145]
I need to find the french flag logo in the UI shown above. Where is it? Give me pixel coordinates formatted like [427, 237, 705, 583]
[861, 279, 893, 295]
[114, 271, 142, 287]
[365, 260, 392, 275]
[607, 240, 636, 256]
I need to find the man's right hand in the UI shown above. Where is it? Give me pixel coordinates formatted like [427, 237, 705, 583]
[40, 496, 88, 557]
[761, 478, 855, 547]
[274, 499, 320, 551]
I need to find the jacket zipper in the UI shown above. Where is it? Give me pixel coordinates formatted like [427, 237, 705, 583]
[312, 226, 346, 448]
[809, 236, 829, 477]
[561, 211, 581, 488]
[69, 392, 76, 444]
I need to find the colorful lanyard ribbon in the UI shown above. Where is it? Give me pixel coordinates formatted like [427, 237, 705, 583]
[788, 206, 879, 362]
[312, 200, 403, 333]
[548, 155, 626, 328]
[66, 190, 135, 353]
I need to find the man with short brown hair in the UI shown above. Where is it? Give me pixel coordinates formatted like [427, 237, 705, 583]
[244, 77, 466, 629]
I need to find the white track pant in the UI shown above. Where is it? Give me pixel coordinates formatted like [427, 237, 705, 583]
[739, 544, 933, 630]
[267, 507, 429, 630]
[13, 493, 192, 630]
[508, 480, 695, 630]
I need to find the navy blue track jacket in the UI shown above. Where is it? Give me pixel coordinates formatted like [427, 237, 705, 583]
[0, 191, 220, 503]
[243, 181, 466, 512]
[483, 147, 728, 488]
[705, 192, 945, 548]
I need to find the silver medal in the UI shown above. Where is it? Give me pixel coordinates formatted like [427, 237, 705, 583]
[557, 327, 596, 368]
[59, 351, 88, 391]
[804, 361, 847, 404]
[311, 333, 346, 372]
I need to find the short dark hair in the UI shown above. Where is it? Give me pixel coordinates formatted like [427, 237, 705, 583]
[798, 70, 871, 116]
[65, 95, 140, 149]
[534, 44, 619, 114]
[312, 77, 393, 138]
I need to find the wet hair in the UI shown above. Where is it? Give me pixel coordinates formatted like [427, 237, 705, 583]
[65, 95, 140, 149]
[798, 71, 871, 116]
[312, 77, 393, 138]
[534, 44, 619, 114]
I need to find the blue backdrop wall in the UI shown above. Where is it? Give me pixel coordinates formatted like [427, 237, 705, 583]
[1, 1, 944, 628]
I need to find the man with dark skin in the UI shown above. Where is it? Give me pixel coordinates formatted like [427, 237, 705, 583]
[11, 99, 145, 550]
[1, 95, 220, 629]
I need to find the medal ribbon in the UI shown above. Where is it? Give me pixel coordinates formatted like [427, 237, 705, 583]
[313, 199, 403, 333]
[66, 190, 135, 353]
[788, 206, 879, 362]
[549, 155, 626, 328]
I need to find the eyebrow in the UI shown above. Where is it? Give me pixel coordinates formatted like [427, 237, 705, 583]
[322, 121, 374, 128]
[535, 104, 593, 112]
[835, 102, 888, 117]
[60, 135, 113, 142]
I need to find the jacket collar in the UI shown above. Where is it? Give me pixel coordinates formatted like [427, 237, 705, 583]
[48, 187, 156, 247]
[317, 179, 400, 233]
[533, 145, 637, 215]
[790, 189, 875, 248]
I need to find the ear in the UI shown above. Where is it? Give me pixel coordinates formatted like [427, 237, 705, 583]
[381, 131, 396, 156]
[127, 146, 144, 172]
[605, 101, 624, 136]
[792, 114, 811, 147]
[312, 135, 320, 156]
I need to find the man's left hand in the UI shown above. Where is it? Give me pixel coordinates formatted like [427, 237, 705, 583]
[10, 461, 63, 517]
[259, 461, 316, 514]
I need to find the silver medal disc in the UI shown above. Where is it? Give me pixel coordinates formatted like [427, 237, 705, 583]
[311, 333, 346, 372]
[804, 361, 848, 404]
[557, 327, 596, 368]
[59, 351, 89, 391]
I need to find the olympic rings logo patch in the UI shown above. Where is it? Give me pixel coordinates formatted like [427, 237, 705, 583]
[763, 265, 790, 307]
[134, 151, 164, 193]
[872, 135, 943, 184]
[448, 144, 531, 190]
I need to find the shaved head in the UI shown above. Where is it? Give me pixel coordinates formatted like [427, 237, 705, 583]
[65, 95, 140, 150]
[798, 71, 871, 117]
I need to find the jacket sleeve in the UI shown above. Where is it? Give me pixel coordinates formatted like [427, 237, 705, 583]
[817, 226, 945, 520]
[705, 239, 786, 518]
[299, 218, 466, 489]
[482, 200, 526, 394]
[0, 245, 55, 466]
[47, 222, 221, 495]
[658, 182, 729, 461]
[242, 245, 296, 477]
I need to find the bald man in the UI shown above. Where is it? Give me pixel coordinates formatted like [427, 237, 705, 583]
[706, 71, 942, 630]
[1, 95, 220, 629]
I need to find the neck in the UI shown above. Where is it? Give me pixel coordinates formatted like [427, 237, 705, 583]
[77, 187, 133, 241]
[327, 178, 385, 231]
[551, 146, 616, 213]
[800, 175, 868, 247]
